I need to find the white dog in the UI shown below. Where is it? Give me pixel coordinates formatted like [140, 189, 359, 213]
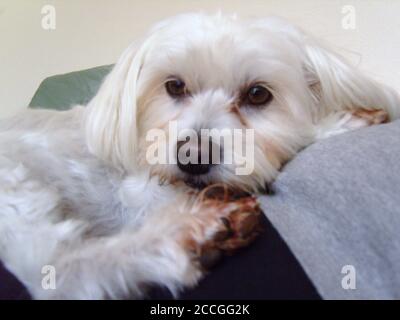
[0, 13, 398, 299]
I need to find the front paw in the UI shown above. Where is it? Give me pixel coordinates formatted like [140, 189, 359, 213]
[184, 185, 263, 270]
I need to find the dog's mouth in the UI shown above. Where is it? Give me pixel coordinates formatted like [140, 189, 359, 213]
[184, 176, 276, 195]
[180, 168, 215, 190]
[152, 166, 214, 190]
[184, 178, 209, 190]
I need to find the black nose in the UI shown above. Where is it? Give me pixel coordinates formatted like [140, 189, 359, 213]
[177, 138, 214, 175]
[178, 161, 211, 175]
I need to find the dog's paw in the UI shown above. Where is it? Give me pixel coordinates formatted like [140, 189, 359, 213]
[198, 203, 262, 269]
[183, 185, 263, 270]
[316, 108, 389, 139]
[351, 108, 389, 125]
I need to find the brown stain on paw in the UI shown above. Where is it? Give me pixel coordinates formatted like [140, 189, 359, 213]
[351, 108, 389, 125]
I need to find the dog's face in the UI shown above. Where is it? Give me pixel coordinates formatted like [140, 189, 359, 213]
[85, 13, 387, 192]
[134, 15, 313, 191]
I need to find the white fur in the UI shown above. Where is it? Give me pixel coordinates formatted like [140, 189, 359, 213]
[0, 13, 399, 299]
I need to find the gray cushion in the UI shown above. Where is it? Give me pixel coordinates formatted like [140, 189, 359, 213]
[260, 120, 400, 299]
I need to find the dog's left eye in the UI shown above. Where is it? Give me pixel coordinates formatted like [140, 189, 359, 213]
[165, 78, 187, 98]
[245, 85, 272, 106]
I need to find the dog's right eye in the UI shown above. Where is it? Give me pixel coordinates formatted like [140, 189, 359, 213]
[165, 79, 187, 98]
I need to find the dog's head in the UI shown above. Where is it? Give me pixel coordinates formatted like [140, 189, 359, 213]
[85, 13, 396, 192]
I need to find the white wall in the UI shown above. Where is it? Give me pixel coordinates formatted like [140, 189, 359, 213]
[1, 0, 400, 119]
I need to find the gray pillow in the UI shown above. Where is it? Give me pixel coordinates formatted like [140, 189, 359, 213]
[260, 120, 400, 299]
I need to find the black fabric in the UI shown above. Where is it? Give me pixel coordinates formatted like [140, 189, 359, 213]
[150, 214, 321, 300]
[0, 215, 320, 300]
[0, 262, 30, 300]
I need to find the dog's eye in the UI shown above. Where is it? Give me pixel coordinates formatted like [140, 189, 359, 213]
[245, 85, 272, 106]
[165, 79, 187, 98]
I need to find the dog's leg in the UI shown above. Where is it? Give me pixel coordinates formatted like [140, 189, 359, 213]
[315, 108, 389, 140]
[0, 159, 84, 294]
[35, 188, 261, 299]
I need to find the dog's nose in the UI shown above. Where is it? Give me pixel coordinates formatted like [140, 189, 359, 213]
[177, 158, 211, 175]
[176, 137, 216, 175]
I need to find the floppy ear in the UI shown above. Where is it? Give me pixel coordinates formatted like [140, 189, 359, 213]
[303, 37, 400, 120]
[85, 36, 156, 172]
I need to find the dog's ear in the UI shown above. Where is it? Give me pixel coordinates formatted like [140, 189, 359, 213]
[85, 36, 156, 172]
[302, 36, 399, 119]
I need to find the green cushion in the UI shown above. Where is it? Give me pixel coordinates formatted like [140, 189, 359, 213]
[29, 65, 113, 111]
